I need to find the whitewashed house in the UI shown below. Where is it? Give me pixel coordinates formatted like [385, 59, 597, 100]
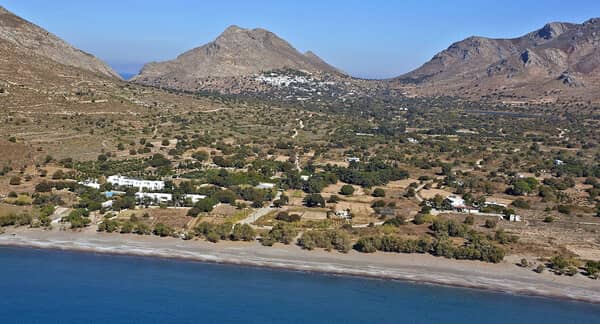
[255, 183, 276, 190]
[135, 192, 172, 204]
[78, 180, 100, 190]
[107, 175, 165, 191]
[347, 157, 360, 163]
[184, 194, 207, 203]
[447, 195, 466, 209]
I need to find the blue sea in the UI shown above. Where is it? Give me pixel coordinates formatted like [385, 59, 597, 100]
[0, 247, 599, 323]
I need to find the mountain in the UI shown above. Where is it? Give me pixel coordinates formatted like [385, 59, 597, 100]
[0, 6, 119, 79]
[398, 18, 600, 100]
[132, 25, 342, 89]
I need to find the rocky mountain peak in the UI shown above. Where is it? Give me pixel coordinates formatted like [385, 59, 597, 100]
[133, 25, 341, 88]
[0, 6, 119, 79]
[535, 22, 573, 40]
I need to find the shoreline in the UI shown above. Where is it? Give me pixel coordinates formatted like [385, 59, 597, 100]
[1, 228, 600, 304]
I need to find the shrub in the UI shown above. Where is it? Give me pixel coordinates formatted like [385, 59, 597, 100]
[557, 205, 571, 215]
[303, 194, 325, 208]
[543, 216, 554, 223]
[153, 223, 174, 237]
[339, 185, 355, 196]
[484, 219, 497, 229]
[327, 195, 340, 203]
[463, 215, 474, 225]
[231, 224, 256, 241]
[275, 212, 301, 223]
[9, 176, 21, 185]
[371, 200, 386, 208]
[372, 188, 386, 197]
[511, 198, 530, 209]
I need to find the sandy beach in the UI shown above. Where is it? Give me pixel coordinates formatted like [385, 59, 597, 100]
[1, 227, 599, 304]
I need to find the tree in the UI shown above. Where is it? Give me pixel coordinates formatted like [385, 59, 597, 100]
[339, 184, 355, 196]
[153, 223, 174, 237]
[9, 176, 21, 185]
[484, 219, 497, 229]
[195, 198, 217, 213]
[303, 194, 325, 208]
[231, 224, 256, 241]
[372, 188, 386, 197]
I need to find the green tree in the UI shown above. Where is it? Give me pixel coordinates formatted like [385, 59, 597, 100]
[339, 185, 355, 196]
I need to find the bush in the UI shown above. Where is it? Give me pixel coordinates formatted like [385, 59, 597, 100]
[413, 214, 426, 225]
[535, 265, 545, 273]
[383, 216, 406, 227]
[463, 215, 474, 225]
[327, 195, 340, 203]
[557, 205, 571, 215]
[371, 200, 386, 208]
[231, 224, 256, 241]
[153, 223, 174, 237]
[275, 212, 301, 223]
[484, 219, 497, 229]
[262, 223, 297, 245]
[543, 216, 554, 223]
[372, 188, 386, 197]
[511, 198, 530, 209]
[9, 176, 21, 186]
[298, 230, 351, 253]
[303, 194, 325, 208]
[339, 185, 355, 196]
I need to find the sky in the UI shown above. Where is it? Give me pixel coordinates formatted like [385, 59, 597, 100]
[3, 0, 600, 78]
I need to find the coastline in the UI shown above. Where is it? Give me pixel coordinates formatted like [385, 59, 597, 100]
[1, 228, 600, 304]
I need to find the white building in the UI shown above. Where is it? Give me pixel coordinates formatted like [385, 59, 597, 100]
[485, 200, 508, 208]
[184, 194, 207, 203]
[347, 157, 360, 163]
[300, 175, 310, 181]
[255, 183, 276, 190]
[101, 200, 113, 208]
[447, 195, 466, 208]
[335, 210, 351, 219]
[107, 175, 165, 191]
[135, 192, 172, 204]
[79, 180, 100, 190]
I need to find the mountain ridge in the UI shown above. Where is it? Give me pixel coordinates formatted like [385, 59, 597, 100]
[397, 18, 600, 99]
[132, 25, 342, 88]
[0, 6, 120, 79]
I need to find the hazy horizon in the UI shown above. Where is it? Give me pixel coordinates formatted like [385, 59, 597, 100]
[3, 0, 600, 78]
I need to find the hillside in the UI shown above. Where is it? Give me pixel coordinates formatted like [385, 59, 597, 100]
[132, 25, 342, 89]
[397, 18, 600, 102]
[0, 6, 119, 79]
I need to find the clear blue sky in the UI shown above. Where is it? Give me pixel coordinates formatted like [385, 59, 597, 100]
[3, 0, 600, 78]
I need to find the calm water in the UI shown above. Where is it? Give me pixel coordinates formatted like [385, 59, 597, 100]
[1, 247, 599, 323]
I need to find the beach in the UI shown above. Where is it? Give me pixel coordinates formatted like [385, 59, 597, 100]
[1, 227, 599, 304]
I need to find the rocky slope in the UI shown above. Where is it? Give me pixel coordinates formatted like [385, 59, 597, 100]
[398, 18, 600, 101]
[132, 25, 341, 89]
[0, 6, 119, 79]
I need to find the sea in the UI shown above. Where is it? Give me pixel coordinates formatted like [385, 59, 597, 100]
[0, 246, 599, 324]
